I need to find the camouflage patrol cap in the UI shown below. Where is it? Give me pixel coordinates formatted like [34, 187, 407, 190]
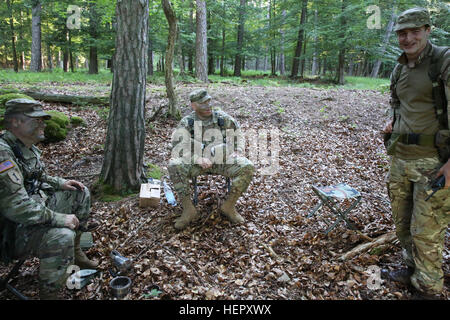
[394, 7, 431, 32]
[5, 98, 51, 119]
[189, 89, 212, 103]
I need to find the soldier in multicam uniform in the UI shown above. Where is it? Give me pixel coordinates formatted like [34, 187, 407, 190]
[168, 89, 254, 230]
[381, 8, 449, 299]
[0, 99, 98, 299]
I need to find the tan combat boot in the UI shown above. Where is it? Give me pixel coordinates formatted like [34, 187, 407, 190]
[174, 197, 200, 230]
[220, 191, 244, 224]
[74, 231, 99, 269]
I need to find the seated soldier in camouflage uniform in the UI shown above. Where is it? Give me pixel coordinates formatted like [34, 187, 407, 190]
[0, 99, 98, 299]
[168, 89, 254, 230]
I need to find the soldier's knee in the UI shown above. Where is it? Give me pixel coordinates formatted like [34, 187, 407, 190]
[168, 159, 183, 173]
[44, 228, 75, 248]
[240, 159, 255, 176]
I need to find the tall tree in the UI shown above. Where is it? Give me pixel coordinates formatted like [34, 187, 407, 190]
[233, 0, 246, 77]
[337, 0, 347, 85]
[30, 0, 42, 71]
[88, 0, 100, 74]
[100, 0, 149, 193]
[6, 0, 18, 72]
[370, 2, 397, 78]
[195, 0, 208, 82]
[311, 9, 318, 75]
[162, 0, 179, 118]
[291, 0, 307, 77]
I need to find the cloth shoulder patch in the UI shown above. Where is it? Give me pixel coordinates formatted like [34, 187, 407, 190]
[0, 160, 15, 173]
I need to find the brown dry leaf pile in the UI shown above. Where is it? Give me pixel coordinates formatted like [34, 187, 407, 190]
[0, 83, 448, 300]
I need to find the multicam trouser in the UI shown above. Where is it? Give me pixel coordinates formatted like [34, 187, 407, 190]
[387, 156, 450, 294]
[168, 156, 255, 199]
[13, 187, 91, 291]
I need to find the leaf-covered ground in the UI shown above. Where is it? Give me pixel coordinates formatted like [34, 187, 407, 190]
[1, 83, 448, 300]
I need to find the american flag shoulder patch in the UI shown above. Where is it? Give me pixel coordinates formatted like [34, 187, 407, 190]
[0, 160, 15, 173]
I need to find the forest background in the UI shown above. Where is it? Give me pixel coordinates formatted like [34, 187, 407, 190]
[0, 0, 449, 301]
[0, 0, 448, 83]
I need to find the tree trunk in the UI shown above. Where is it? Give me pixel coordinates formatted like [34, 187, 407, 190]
[269, 0, 276, 76]
[311, 10, 318, 76]
[337, 0, 347, 85]
[162, 0, 180, 118]
[300, 36, 307, 77]
[69, 32, 75, 73]
[46, 43, 53, 71]
[20, 90, 109, 105]
[89, 46, 98, 74]
[147, 37, 154, 76]
[7, 0, 18, 72]
[101, 0, 149, 193]
[371, 3, 396, 78]
[195, 0, 208, 82]
[338, 49, 345, 84]
[188, 0, 194, 74]
[279, 10, 286, 76]
[207, 10, 214, 75]
[30, 1, 42, 71]
[220, 27, 225, 76]
[291, 0, 307, 77]
[233, 0, 246, 77]
[88, 1, 99, 74]
[63, 45, 69, 72]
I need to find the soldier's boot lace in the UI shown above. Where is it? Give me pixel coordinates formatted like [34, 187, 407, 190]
[174, 197, 200, 230]
[74, 231, 99, 269]
[381, 266, 414, 285]
[220, 190, 244, 224]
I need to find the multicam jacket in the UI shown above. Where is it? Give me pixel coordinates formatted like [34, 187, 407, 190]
[0, 131, 68, 229]
[170, 108, 244, 164]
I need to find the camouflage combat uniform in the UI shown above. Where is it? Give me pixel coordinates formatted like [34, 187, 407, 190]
[0, 131, 91, 293]
[168, 108, 254, 199]
[386, 9, 450, 295]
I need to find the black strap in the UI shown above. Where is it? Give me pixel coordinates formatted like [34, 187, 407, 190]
[428, 46, 449, 130]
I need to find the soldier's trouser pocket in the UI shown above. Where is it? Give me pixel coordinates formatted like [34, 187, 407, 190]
[14, 225, 75, 289]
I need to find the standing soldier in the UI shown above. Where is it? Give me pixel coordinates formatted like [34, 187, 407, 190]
[0, 99, 98, 299]
[382, 8, 449, 299]
[168, 89, 254, 230]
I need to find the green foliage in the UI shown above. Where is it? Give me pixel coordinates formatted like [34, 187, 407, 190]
[0, 88, 20, 95]
[70, 115, 86, 126]
[44, 120, 67, 142]
[0, 69, 113, 85]
[44, 110, 70, 142]
[0, 0, 448, 85]
[91, 178, 137, 202]
[146, 163, 163, 180]
[0, 93, 34, 107]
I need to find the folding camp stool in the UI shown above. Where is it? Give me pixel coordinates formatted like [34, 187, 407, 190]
[307, 183, 361, 235]
[0, 259, 29, 300]
[193, 176, 231, 206]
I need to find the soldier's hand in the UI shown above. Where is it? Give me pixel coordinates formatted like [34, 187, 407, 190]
[64, 214, 79, 230]
[382, 120, 393, 134]
[437, 159, 450, 189]
[62, 180, 85, 191]
[196, 157, 213, 169]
